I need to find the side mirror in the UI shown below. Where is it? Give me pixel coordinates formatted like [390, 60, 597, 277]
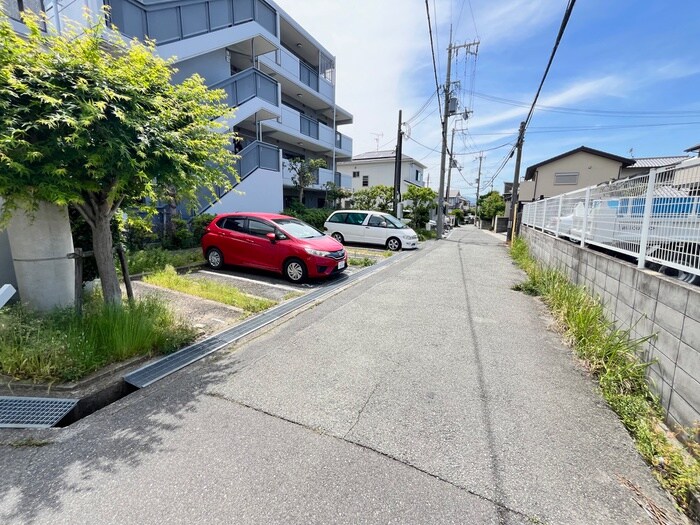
[266, 232, 277, 243]
[380, 221, 387, 228]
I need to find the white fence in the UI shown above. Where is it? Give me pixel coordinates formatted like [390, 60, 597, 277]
[521, 160, 700, 284]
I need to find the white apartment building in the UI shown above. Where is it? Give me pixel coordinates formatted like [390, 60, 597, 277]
[338, 150, 426, 197]
[4, 0, 354, 213]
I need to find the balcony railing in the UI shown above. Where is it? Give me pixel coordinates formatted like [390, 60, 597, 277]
[211, 67, 278, 108]
[106, 0, 276, 45]
[300, 114, 319, 140]
[238, 140, 280, 178]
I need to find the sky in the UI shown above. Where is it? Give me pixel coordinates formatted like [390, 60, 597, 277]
[274, 0, 700, 205]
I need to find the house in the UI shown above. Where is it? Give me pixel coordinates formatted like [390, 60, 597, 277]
[7, 0, 354, 214]
[446, 189, 468, 210]
[338, 150, 426, 196]
[621, 156, 689, 179]
[518, 146, 634, 202]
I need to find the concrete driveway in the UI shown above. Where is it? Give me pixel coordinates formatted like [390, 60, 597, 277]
[0, 226, 685, 524]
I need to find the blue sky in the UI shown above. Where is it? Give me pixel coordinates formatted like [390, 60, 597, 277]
[274, 0, 700, 204]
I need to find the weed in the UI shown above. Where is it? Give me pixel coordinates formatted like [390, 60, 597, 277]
[510, 236, 700, 513]
[145, 266, 277, 313]
[348, 257, 375, 267]
[6, 438, 52, 448]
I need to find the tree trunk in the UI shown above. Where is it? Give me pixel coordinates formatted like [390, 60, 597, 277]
[299, 187, 304, 205]
[91, 209, 122, 305]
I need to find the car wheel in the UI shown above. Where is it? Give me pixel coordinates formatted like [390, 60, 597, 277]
[207, 248, 224, 270]
[386, 237, 402, 251]
[331, 232, 344, 244]
[284, 258, 307, 283]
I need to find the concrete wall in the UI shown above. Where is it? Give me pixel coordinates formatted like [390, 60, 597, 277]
[523, 151, 623, 201]
[522, 227, 700, 433]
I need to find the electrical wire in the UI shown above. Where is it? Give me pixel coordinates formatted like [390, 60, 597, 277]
[425, 0, 443, 122]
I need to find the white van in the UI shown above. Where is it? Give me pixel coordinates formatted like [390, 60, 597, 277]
[323, 210, 419, 251]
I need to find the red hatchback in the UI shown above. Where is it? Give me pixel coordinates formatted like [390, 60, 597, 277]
[201, 212, 347, 283]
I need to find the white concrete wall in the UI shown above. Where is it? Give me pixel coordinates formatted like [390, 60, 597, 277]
[6, 203, 75, 311]
[207, 167, 284, 214]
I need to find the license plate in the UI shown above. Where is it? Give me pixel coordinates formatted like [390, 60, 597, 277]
[338, 260, 346, 269]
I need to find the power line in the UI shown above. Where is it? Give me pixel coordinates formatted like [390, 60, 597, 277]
[424, 0, 443, 121]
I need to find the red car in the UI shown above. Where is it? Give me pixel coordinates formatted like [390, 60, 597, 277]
[201, 212, 347, 283]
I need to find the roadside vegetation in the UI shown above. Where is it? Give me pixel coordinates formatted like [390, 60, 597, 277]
[0, 296, 195, 383]
[144, 266, 276, 313]
[510, 237, 700, 515]
[348, 257, 375, 267]
[123, 247, 204, 276]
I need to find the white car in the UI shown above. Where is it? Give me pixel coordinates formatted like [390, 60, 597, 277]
[324, 210, 419, 251]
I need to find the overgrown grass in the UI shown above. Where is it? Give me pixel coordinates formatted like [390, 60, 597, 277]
[510, 237, 700, 514]
[144, 266, 276, 313]
[416, 229, 438, 241]
[0, 297, 195, 383]
[120, 247, 204, 276]
[348, 257, 375, 267]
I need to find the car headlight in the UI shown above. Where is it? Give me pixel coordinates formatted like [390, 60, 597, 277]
[305, 247, 332, 257]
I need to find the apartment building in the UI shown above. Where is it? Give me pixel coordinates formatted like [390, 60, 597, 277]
[4, 0, 354, 214]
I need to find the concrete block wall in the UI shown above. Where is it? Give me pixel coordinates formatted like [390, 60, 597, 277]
[522, 228, 700, 433]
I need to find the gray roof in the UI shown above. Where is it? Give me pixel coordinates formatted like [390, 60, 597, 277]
[525, 146, 634, 180]
[347, 150, 427, 169]
[626, 156, 689, 169]
[684, 143, 700, 153]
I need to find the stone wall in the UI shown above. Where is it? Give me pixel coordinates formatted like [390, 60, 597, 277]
[522, 227, 700, 433]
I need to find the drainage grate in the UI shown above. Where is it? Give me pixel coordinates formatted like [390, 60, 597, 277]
[0, 396, 78, 429]
[125, 252, 412, 389]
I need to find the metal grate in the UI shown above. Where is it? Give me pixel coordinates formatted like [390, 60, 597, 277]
[125, 252, 411, 389]
[0, 396, 77, 428]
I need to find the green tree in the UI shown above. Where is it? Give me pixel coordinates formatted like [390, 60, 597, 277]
[372, 185, 394, 212]
[404, 185, 437, 229]
[0, 13, 238, 304]
[478, 191, 505, 220]
[351, 188, 376, 210]
[287, 157, 327, 204]
[324, 182, 351, 209]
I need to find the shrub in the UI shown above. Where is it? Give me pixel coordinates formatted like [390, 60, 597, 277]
[190, 213, 215, 242]
[283, 204, 334, 231]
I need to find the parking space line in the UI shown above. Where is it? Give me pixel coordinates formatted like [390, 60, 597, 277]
[197, 270, 306, 292]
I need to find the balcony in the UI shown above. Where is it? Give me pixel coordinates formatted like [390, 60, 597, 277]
[258, 47, 334, 107]
[282, 165, 336, 190]
[238, 140, 280, 178]
[106, 0, 277, 46]
[266, 105, 350, 156]
[210, 67, 280, 126]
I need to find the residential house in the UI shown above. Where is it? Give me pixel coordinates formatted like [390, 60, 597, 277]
[518, 146, 633, 203]
[5, 0, 354, 214]
[621, 156, 689, 179]
[338, 150, 426, 196]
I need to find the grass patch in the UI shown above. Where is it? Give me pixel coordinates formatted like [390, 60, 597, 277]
[144, 266, 276, 313]
[416, 229, 437, 241]
[510, 236, 700, 514]
[121, 247, 204, 276]
[0, 296, 195, 383]
[348, 257, 375, 267]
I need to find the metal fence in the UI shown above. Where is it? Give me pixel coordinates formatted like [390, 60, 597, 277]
[521, 160, 700, 284]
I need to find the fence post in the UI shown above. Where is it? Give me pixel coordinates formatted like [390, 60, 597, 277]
[116, 244, 134, 302]
[555, 195, 563, 237]
[74, 248, 83, 316]
[541, 198, 547, 231]
[637, 169, 657, 269]
[580, 187, 591, 247]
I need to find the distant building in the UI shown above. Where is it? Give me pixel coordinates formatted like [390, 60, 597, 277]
[338, 150, 426, 196]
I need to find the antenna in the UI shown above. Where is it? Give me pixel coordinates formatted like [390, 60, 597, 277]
[370, 132, 384, 151]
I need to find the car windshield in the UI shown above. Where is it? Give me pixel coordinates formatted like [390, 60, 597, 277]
[273, 218, 324, 239]
[382, 214, 407, 229]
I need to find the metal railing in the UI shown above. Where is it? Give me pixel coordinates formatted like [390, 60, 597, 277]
[521, 161, 700, 282]
[211, 67, 278, 108]
[105, 0, 276, 45]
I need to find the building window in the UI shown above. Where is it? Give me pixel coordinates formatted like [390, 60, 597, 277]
[554, 172, 579, 185]
[362, 175, 369, 187]
[416, 169, 420, 181]
[352, 171, 360, 178]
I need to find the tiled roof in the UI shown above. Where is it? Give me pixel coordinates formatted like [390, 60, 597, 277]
[627, 156, 688, 168]
[344, 150, 427, 169]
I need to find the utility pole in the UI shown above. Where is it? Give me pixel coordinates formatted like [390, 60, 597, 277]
[474, 152, 483, 225]
[393, 109, 403, 218]
[436, 34, 479, 238]
[506, 121, 526, 242]
[445, 126, 457, 213]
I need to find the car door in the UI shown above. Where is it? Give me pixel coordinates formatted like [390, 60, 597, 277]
[244, 218, 283, 271]
[217, 216, 249, 265]
[364, 214, 389, 246]
[343, 212, 368, 242]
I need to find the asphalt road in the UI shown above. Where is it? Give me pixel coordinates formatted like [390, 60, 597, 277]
[0, 226, 685, 524]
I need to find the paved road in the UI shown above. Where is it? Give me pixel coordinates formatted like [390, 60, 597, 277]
[0, 226, 685, 524]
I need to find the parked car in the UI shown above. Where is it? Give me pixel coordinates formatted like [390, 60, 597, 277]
[201, 212, 347, 283]
[324, 210, 419, 251]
